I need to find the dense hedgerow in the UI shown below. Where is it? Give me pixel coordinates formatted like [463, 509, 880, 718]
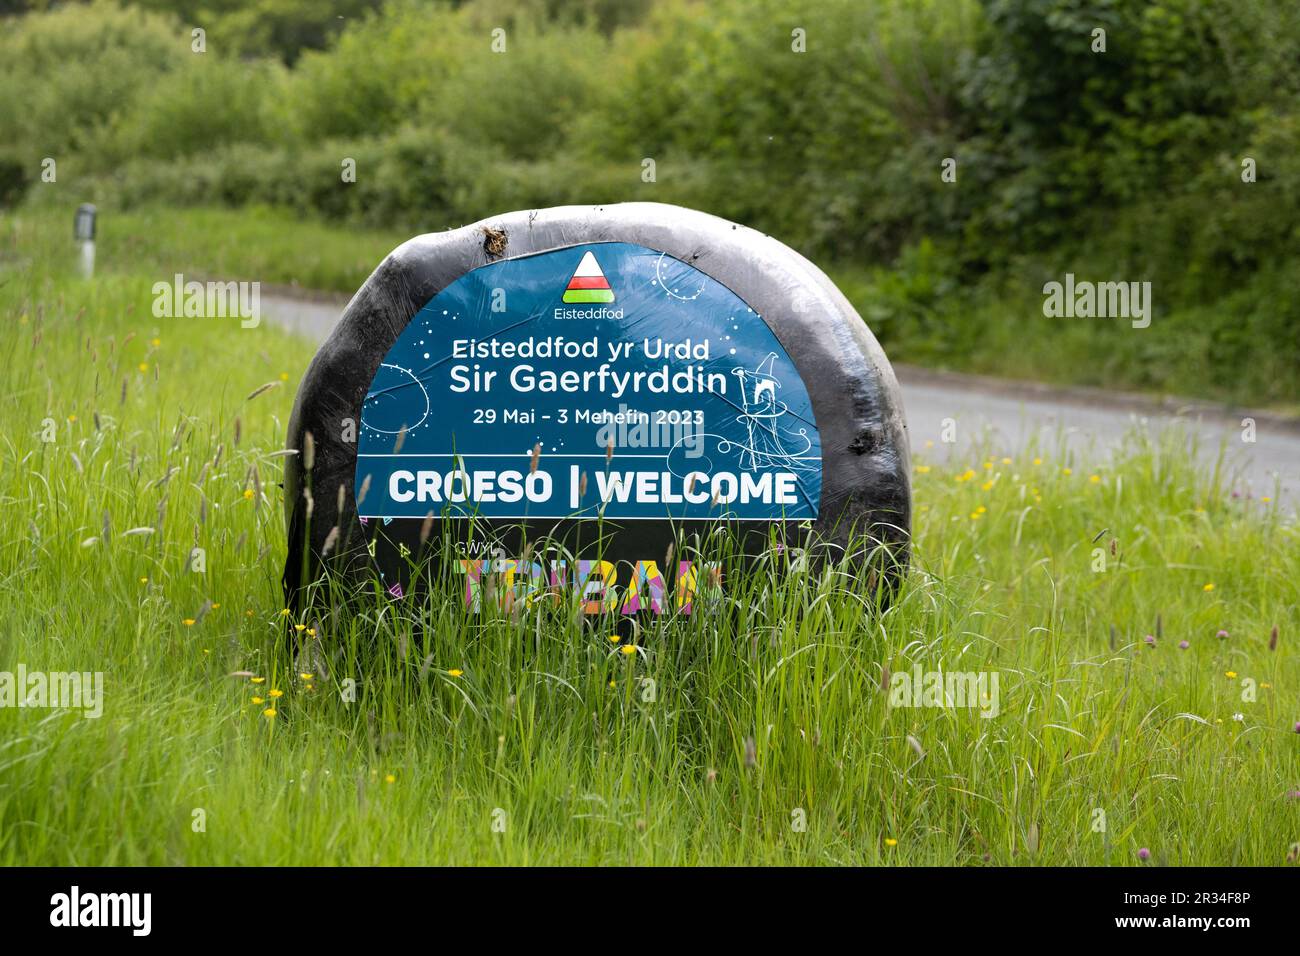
[4, 0, 1298, 404]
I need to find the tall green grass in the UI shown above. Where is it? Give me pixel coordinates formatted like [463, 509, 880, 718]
[0, 211, 1297, 866]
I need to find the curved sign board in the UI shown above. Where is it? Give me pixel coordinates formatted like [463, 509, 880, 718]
[355, 242, 821, 525]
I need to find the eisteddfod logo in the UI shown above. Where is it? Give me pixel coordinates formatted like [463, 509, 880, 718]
[562, 251, 615, 304]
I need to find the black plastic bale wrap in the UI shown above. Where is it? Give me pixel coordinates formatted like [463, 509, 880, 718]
[283, 202, 910, 612]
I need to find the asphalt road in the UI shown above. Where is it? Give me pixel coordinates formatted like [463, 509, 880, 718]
[261, 291, 1299, 506]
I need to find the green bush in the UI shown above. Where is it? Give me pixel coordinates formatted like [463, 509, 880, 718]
[0, 1, 186, 168]
[105, 56, 289, 164]
[284, 1, 444, 141]
[419, 22, 605, 162]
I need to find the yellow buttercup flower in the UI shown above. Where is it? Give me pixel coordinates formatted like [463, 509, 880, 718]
[242, 489, 255, 499]
[1203, 583, 1215, 592]
[1033, 457, 1042, 466]
[621, 645, 637, 656]
[263, 708, 277, 718]
[448, 669, 463, 677]
[1089, 474, 1101, 483]
[385, 774, 396, 784]
[251, 696, 264, 704]
[885, 838, 898, 847]
[182, 618, 195, 626]
[915, 464, 931, 474]
[269, 689, 283, 698]
[250, 676, 265, 684]
[1062, 467, 1072, 476]
[1225, 671, 1237, 679]
[300, 673, 313, 680]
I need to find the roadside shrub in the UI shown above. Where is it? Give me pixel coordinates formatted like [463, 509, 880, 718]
[0, 1, 185, 168]
[105, 56, 289, 164]
[284, 2, 444, 141]
[420, 21, 604, 162]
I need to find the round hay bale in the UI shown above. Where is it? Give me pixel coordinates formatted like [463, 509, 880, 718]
[283, 203, 910, 612]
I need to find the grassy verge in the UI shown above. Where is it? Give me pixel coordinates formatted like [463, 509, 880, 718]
[1, 211, 1297, 865]
[6, 202, 405, 295]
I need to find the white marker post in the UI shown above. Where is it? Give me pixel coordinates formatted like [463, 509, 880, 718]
[74, 203, 96, 279]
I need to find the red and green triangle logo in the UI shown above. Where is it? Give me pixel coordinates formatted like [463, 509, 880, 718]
[562, 251, 615, 304]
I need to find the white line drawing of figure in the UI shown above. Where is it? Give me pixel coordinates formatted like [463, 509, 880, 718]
[729, 352, 813, 472]
[666, 353, 814, 479]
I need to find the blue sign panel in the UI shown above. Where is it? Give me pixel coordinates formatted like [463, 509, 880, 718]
[356, 242, 821, 521]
